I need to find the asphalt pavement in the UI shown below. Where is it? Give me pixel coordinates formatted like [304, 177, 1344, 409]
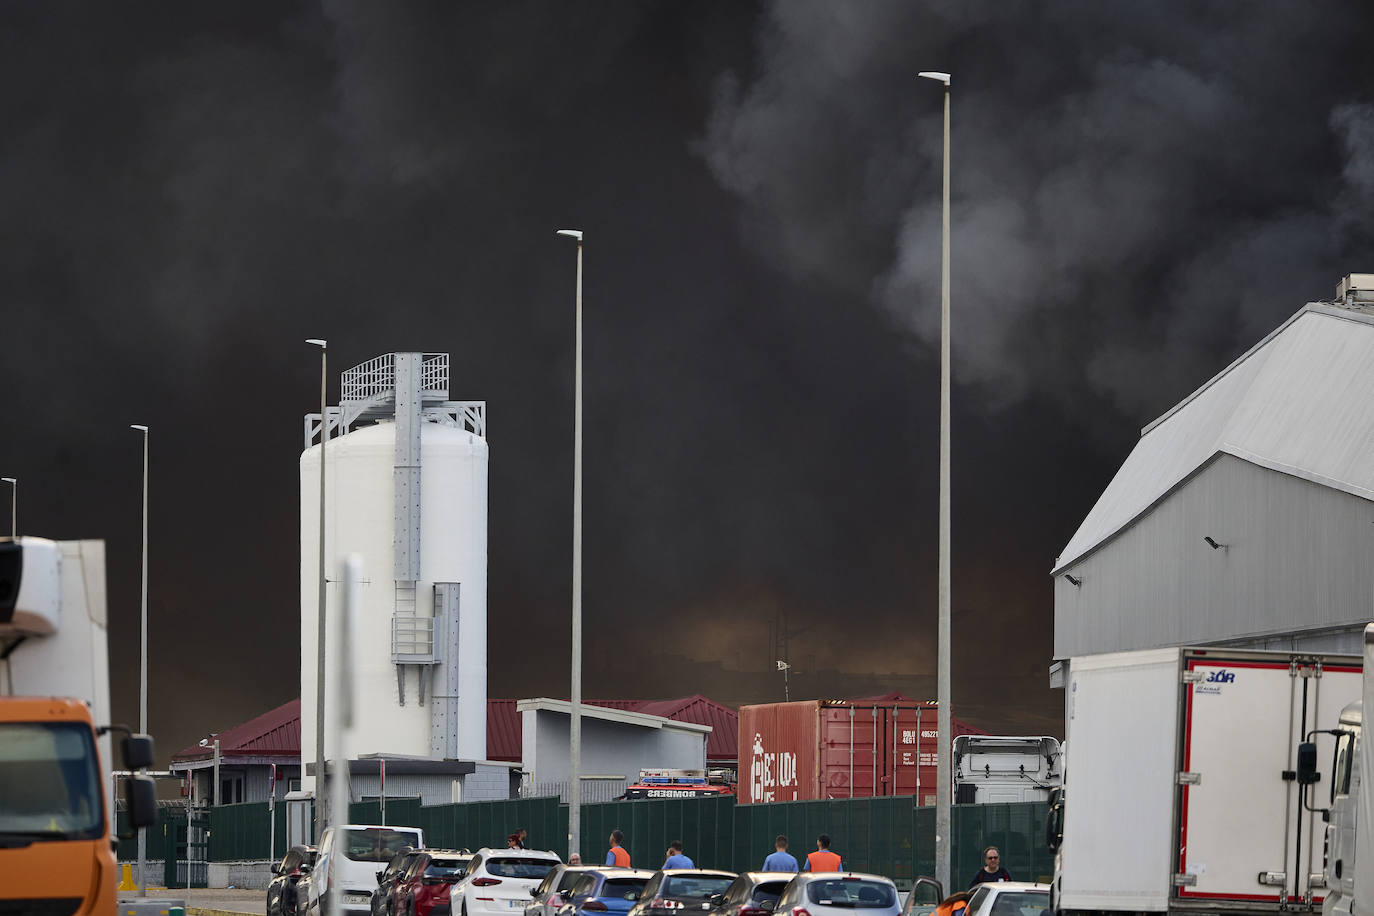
[117, 887, 264, 916]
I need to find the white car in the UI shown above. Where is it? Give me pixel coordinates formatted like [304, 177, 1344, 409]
[308, 824, 425, 915]
[773, 873, 900, 916]
[451, 847, 563, 916]
[963, 882, 1048, 916]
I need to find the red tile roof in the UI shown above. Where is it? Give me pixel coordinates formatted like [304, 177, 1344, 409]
[171, 699, 302, 762]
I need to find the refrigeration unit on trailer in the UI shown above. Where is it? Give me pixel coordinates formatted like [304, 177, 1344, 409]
[1048, 646, 1360, 915]
[952, 735, 1061, 804]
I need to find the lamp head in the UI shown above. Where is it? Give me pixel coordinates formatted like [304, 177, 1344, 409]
[918, 71, 951, 86]
[130, 424, 148, 432]
[556, 229, 584, 241]
[1, 478, 14, 484]
[306, 338, 327, 348]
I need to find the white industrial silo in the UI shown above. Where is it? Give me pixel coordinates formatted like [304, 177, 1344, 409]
[299, 353, 487, 794]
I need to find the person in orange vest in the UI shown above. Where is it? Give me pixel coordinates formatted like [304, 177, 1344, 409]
[934, 891, 972, 916]
[803, 834, 842, 872]
[605, 829, 631, 867]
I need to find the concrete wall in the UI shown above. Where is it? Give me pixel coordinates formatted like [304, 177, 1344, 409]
[206, 860, 273, 890]
[1055, 454, 1374, 659]
[349, 765, 514, 807]
[522, 708, 707, 800]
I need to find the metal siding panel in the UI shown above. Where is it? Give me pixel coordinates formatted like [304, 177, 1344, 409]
[1056, 454, 1374, 658]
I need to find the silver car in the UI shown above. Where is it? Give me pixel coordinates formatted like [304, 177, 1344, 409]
[527, 865, 601, 916]
[773, 873, 900, 916]
[963, 882, 1048, 916]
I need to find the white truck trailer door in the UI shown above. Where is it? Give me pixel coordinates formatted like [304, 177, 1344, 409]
[1178, 654, 1360, 906]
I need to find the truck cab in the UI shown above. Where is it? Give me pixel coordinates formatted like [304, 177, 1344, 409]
[1323, 701, 1361, 916]
[952, 735, 1062, 804]
[0, 538, 157, 914]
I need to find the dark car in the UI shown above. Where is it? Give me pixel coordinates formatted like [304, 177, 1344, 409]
[394, 850, 473, 916]
[527, 865, 601, 916]
[269, 845, 318, 916]
[629, 871, 738, 916]
[706, 872, 793, 916]
[557, 869, 655, 916]
[372, 846, 426, 916]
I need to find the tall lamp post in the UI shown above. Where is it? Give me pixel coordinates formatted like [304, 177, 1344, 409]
[306, 338, 328, 842]
[1, 477, 14, 538]
[129, 425, 150, 897]
[556, 228, 584, 859]
[917, 68, 952, 892]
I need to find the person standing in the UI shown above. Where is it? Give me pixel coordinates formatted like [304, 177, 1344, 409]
[605, 829, 631, 867]
[762, 835, 798, 872]
[569, 853, 583, 865]
[516, 828, 528, 849]
[663, 841, 694, 869]
[803, 835, 841, 872]
[968, 847, 1012, 888]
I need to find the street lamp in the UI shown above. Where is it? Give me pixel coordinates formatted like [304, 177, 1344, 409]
[917, 68, 952, 892]
[129, 425, 149, 897]
[306, 337, 328, 842]
[1, 478, 14, 539]
[556, 228, 584, 860]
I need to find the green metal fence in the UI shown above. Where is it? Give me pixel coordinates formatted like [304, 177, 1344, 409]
[202, 791, 1053, 889]
[577, 794, 736, 869]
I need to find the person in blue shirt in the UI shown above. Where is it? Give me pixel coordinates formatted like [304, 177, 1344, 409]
[663, 841, 694, 869]
[762, 835, 799, 872]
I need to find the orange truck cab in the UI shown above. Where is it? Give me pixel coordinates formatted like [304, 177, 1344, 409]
[0, 539, 157, 915]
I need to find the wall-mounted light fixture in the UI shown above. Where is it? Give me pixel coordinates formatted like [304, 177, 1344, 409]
[1204, 536, 1227, 550]
[1063, 573, 1082, 587]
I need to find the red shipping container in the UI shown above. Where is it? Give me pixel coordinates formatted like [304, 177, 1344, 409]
[738, 697, 985, 805]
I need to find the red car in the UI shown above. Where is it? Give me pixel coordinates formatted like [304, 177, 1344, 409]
[395, 850, 473, 916]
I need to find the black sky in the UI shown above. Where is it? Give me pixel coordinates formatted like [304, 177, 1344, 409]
[4, 1, 1373, 763]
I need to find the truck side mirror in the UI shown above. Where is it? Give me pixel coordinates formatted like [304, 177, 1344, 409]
[125, 775, 158, 832]
[123, 734, 155, 770]
[1297, 742, 1321, 786]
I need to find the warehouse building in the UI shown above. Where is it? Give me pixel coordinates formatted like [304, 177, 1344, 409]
[1053, 274, 1374, 681]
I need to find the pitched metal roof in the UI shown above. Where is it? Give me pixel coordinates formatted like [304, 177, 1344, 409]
[1054, 303, 1374, 574]
[171, 698, 301, 762]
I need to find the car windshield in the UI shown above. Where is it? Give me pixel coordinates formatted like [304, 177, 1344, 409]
[486, 857, 558, 879]
[662, 876, 735, 899]
[559, 871, 587, 891]
[0, 722, 103, 840]
[805, 879, 895, 909]
[426, 858, 468, 879]
[987, 892, 1048, 916]
[342, 828, 422, 863]
[600, 878, 648, 901]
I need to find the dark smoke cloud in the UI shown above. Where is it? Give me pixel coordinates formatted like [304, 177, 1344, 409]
[703, 1, 1374, 418]
[2, 3, 1370, 761]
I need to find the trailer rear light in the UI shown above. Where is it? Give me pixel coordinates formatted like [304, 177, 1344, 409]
[473, 878, 503, 887]
[583, 902, 609, 911]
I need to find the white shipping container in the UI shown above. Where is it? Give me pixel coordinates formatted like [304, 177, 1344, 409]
[1056, 646, 1360, 915]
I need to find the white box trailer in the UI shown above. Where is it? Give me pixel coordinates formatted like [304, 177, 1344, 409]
[1051, 646, 1361, 914]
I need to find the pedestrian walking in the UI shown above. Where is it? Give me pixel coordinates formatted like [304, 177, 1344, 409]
[516, 828, 528, 849]
[802, 834, 841, 872]
[664, 841, 694, 869]
[605, 829, 631, 867]
[968, 847, 1012, 888]
[762, 835, 798, 873]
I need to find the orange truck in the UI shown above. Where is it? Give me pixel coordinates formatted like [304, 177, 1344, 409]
[0, 537, 158, 915]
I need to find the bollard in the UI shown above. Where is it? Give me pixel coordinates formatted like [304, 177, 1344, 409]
[117, 863, 137, 891]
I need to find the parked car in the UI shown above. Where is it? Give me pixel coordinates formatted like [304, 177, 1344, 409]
[395, 850, 473, 916]
[296, 868, 316, 916]
[771, 873, 900, 916]
[450, 847, 562, 916]
[899, 878, 944, 916]
[371, 846, 426, 916]
[628, 870, 738, 916]
[526, 865, 601, 916]
[962, 882, 1048, 916]
[556, 868, 654, 916]
[706, 872, 793, 916]
[308, 824, 426, 916]
[269, 845, 318, 916]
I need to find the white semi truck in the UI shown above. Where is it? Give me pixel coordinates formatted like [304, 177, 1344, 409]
[1047, 645, 1360, 914]
[952, 735, 1061, 804]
